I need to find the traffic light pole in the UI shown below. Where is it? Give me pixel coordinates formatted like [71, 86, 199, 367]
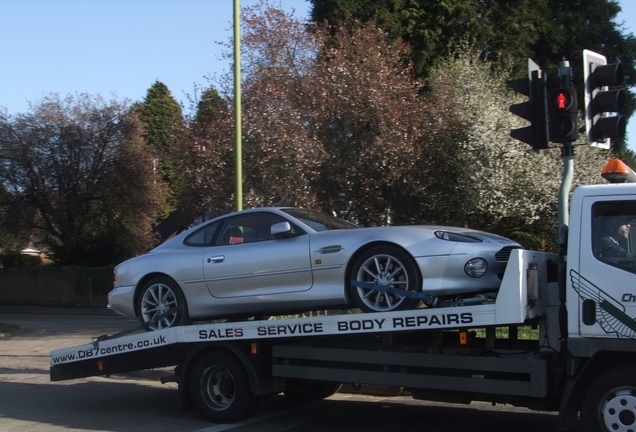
[559, 143, 574, 244]
[555, 59, 576, 355]
[557, 60, 572, 89]
[555, 60, 576, 232]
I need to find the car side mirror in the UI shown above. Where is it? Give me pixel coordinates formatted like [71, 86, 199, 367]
[271, 222, 293, 238]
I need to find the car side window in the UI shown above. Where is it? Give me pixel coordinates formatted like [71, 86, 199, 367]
[592, 201, 636, 273]
[184, 221, 221, 246]
[218, 213, 291, 245]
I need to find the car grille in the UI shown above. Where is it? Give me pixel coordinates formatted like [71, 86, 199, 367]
[495, 246, 521, 262]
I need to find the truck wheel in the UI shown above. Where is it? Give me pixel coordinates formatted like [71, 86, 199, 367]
[283, 379, 342, 403]
[189, 351, 261, 423]
[137, 276, 190, 330]
[581, 366, 636, 432]
[349, 246, 421, 312]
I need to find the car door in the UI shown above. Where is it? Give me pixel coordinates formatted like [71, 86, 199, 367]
[204, 212, 313, 298]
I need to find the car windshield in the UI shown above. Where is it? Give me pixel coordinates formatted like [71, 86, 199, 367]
[282, 208, 358, 232]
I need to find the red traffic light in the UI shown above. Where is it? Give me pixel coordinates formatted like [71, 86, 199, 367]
[557, 92, 566, 109]
[551, 89, 574, 111]
[549, 87, 578, 143]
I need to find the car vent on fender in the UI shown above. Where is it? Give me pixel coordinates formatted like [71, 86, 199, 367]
[495, 246, 521, 262]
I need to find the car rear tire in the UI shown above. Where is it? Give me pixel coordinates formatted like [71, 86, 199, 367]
[137, 276, 190, 330]
[348, 245, 421, 312]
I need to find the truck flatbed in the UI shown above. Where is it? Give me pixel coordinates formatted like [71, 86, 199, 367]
[51, 249, 552, 381]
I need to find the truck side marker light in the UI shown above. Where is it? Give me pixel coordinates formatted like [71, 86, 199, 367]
[459, 331, 468, 345]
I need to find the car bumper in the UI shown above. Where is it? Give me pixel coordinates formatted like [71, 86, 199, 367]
[414, 255, 505, 296]
[107, 285, 137, 318]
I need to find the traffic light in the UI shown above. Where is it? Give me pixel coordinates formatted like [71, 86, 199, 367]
[508, 59, 548, 153]
[583, 49, 626, 149]
[548, 87, 578, 143]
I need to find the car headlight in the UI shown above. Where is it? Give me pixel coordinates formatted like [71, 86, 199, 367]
[465, 258, 488, 278]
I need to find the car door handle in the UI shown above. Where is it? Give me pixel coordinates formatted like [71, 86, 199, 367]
[317, 245, 343, 254]
[207, 255, 225, 263]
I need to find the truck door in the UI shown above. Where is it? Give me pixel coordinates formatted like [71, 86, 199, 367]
[575, 198, 636, 339]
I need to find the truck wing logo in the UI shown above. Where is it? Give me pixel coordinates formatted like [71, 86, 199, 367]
[570, 269, 636, 338]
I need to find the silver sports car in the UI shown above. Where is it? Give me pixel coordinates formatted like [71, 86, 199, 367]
[109, 207, 522, 330]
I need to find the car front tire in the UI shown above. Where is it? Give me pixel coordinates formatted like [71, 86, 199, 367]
[349, 245, 421, 312]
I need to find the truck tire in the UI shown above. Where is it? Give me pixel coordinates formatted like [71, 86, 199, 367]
[189, 351, 262, 423]
[580, 365, 636, 432]
[349, 245, 421, 312]
[283, 379, 342, 403]
[137, 276, 190, 330]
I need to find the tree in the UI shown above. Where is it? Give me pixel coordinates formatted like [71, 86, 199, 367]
[153, 86, 236, 243]
[0, 181, 29, 254]
[310, 0, 636, 152]
[239, 2, 324, 209]
[193, 86, 227, 127]
[223, 2, 444, 224]
[136, 81, 186, 217]
[185, 87, 236, 220]
[310, 0, 549, 78]
[0, 94, 164, 265]
[308, 20, 444, 225]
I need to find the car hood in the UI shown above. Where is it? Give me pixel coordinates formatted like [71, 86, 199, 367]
[360, 225, 520, 244]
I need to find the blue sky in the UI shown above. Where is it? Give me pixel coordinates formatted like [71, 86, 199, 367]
[1, 0, 634, 150]
[0, 0, 306, 113]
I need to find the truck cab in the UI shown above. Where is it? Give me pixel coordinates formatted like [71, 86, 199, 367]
[567, 182, 636, 346]
[555, 162, 636, 432]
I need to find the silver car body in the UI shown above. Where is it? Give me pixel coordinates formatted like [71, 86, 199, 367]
[109, 207, 522, 320]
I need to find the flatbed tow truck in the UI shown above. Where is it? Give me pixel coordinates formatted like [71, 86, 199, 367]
[50, 160, 636, 432]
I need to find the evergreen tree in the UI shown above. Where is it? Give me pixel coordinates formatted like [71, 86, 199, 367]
[136, 81, 186, 217]
[193, 86, 227, 128]
[151, 85, 236, 242]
